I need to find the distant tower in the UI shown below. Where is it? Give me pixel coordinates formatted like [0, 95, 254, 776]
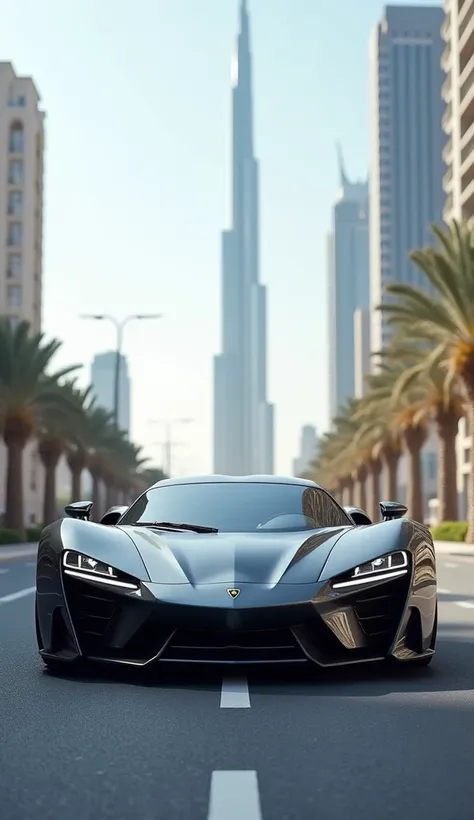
[91, 351, 131, 435]
[327, 145, 369, 422]
[213, 1, 274, 474]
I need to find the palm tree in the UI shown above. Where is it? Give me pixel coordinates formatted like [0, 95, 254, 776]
[379, 219, 474, 535]
[0, 320, 79, 536]
[63, 383, 95, 502]
[360, 357, 428, 522]
[385, 343, 464, 522]
[37, 381, 90, 526]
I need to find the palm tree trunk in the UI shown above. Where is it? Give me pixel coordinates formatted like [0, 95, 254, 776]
[345, 476, 354, 505]
[91, 473, 101, 520]
[381, 445, 400, 500]
[43, 460, 58, 525]
[466, 402, 474, 543]
[402, 426, 426, 523]
[71, 468, 82, 502]
[355, 466, 367, 511]
[434, 409, 459, 522]
[4, 436, 25, 537]
[105, 482, 114, 510]
[369, 458, 382, 521]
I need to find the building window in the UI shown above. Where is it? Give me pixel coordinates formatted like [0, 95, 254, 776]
[9, 122, 24, 154]
[8, 160, 23, 185]
[7, 254, 22, 279]
[7, 285, 22, 309]
[7, 190, 22, 215]
[7, 223, 22, 246]
[8, 95, 26, 107]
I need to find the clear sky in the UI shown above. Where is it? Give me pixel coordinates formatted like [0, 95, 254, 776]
[0, 0, 440, 476]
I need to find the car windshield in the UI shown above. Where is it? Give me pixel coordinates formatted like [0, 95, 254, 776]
[119, 482, 352, 533]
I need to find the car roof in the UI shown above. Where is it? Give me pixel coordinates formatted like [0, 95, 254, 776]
[149, 474, 322, 491]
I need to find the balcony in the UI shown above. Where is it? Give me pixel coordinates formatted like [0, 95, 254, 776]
[459, 0, 474, 32]
[459, 12, 474, 69]
[461, 49, 474, 90]
[443, 135, 453, 164]
[443, 165, 454, 192]
[444, 193, 454, 221]
[442, 101, 453, 133]
[442, 71, 452, 102]
[461, 78, 474, 132]
[442, 43, 452, 72]
[461, 174, 474, 216]
[441, 12, 451, 42]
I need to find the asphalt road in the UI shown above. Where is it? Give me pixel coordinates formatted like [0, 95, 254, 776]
[1, 546, 474, 820]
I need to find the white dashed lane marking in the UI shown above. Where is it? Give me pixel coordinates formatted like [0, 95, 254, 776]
[444, 562, 458, 569]
[437, 588, 451, 594]
[0, 568, 9, 575]
[208, 771, 262, 820]
[220, 677, 251, 708]
[0, 586, 36, 604]
[455, 601, 474, 609]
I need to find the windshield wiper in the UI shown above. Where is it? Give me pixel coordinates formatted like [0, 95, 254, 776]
[130, 521, 218, 534]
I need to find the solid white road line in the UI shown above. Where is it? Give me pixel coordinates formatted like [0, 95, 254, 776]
[208, 771, 262, 820]
[455, 601, 474, 609]
[0, 586, 35, 604]
[220, 677, 251, 708]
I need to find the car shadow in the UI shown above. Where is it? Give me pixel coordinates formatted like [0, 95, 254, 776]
[40, 630, 474, 696]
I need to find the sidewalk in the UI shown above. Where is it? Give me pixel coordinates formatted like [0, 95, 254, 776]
[434, 540, 474, 556]
[0, 542, 38, 562]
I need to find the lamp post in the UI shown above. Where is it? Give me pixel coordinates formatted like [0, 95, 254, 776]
[81, 313, 162, 427]
[149, 418, 194, 476]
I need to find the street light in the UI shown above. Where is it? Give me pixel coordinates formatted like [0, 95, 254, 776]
[149, 417, 194, 476]
[81, 313, 162, 427]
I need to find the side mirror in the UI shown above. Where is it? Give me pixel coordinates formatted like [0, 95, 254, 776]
[379, 501, 407, 521]
[100, 505, 128, 526]
[344, 506, 372, 526]
[65, 501, 93, 521]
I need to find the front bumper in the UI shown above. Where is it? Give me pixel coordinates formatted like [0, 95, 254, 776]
[37, 566, 432, 668]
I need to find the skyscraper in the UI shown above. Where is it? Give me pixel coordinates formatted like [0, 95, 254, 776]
[327, 148, 369, 422]
[292, 425, 320, 478]
[0, 62, 45, 524]
[213, 0, 274, 475]
[369, 5, 445, 353]
[91, 351, 131, 435]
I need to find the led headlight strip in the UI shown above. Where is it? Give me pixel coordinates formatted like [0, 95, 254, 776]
[332, 550, 408, 590]
[62, 551, 139, 590]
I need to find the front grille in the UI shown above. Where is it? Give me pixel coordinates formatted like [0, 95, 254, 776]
[64, 576, 116, 653]
[161, 628, 306, 664]
[353, 577, 407, 649]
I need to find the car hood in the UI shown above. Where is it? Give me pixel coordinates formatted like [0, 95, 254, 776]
[120, 525, 350, 586]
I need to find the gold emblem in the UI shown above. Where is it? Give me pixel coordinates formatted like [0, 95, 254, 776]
[227, 588, 240, 599]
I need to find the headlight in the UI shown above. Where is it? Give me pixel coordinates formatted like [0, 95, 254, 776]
[62, 550, 139, 590]
[332, 550, 408, 590]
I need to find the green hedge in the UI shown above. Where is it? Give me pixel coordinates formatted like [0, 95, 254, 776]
[26, 525, 43, 541]
[0, 529, 23, 545]
[430, 521, 468, 542]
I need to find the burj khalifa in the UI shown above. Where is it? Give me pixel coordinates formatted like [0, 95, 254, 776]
[213, 0, 274, 475]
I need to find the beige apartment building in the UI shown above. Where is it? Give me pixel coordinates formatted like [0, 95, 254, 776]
[442, 0, 474, 517]
[0, 62, 45, 525]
